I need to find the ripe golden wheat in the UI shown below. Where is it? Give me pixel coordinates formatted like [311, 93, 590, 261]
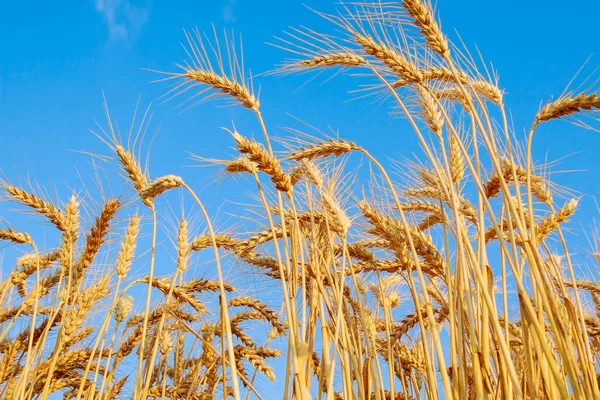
[2, 1, 600, 399]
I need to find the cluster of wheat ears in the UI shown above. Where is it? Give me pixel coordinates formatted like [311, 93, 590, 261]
[2, 1, 600, 399]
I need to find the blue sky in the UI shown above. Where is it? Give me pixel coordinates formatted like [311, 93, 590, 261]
[2, 0, 600, 396]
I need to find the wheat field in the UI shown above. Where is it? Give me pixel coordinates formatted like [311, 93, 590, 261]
[2, 1, 600, 399]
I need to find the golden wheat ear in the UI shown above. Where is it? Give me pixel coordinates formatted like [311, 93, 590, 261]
[229, 130, 292, 193]
[3, 184, 68, 232]
[90, 96, 165, 208]
[269, 25, 366, 75]
[402, 0, 449, 58]
[533, 92, 600, 128]
[72, 198, 120, 286]
[0, 228, 33, 246]
[152, 28, 259, 112]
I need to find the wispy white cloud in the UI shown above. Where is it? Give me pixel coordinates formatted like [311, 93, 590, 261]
[95, 0, 149, 43]
[222, 0, 237, 24]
